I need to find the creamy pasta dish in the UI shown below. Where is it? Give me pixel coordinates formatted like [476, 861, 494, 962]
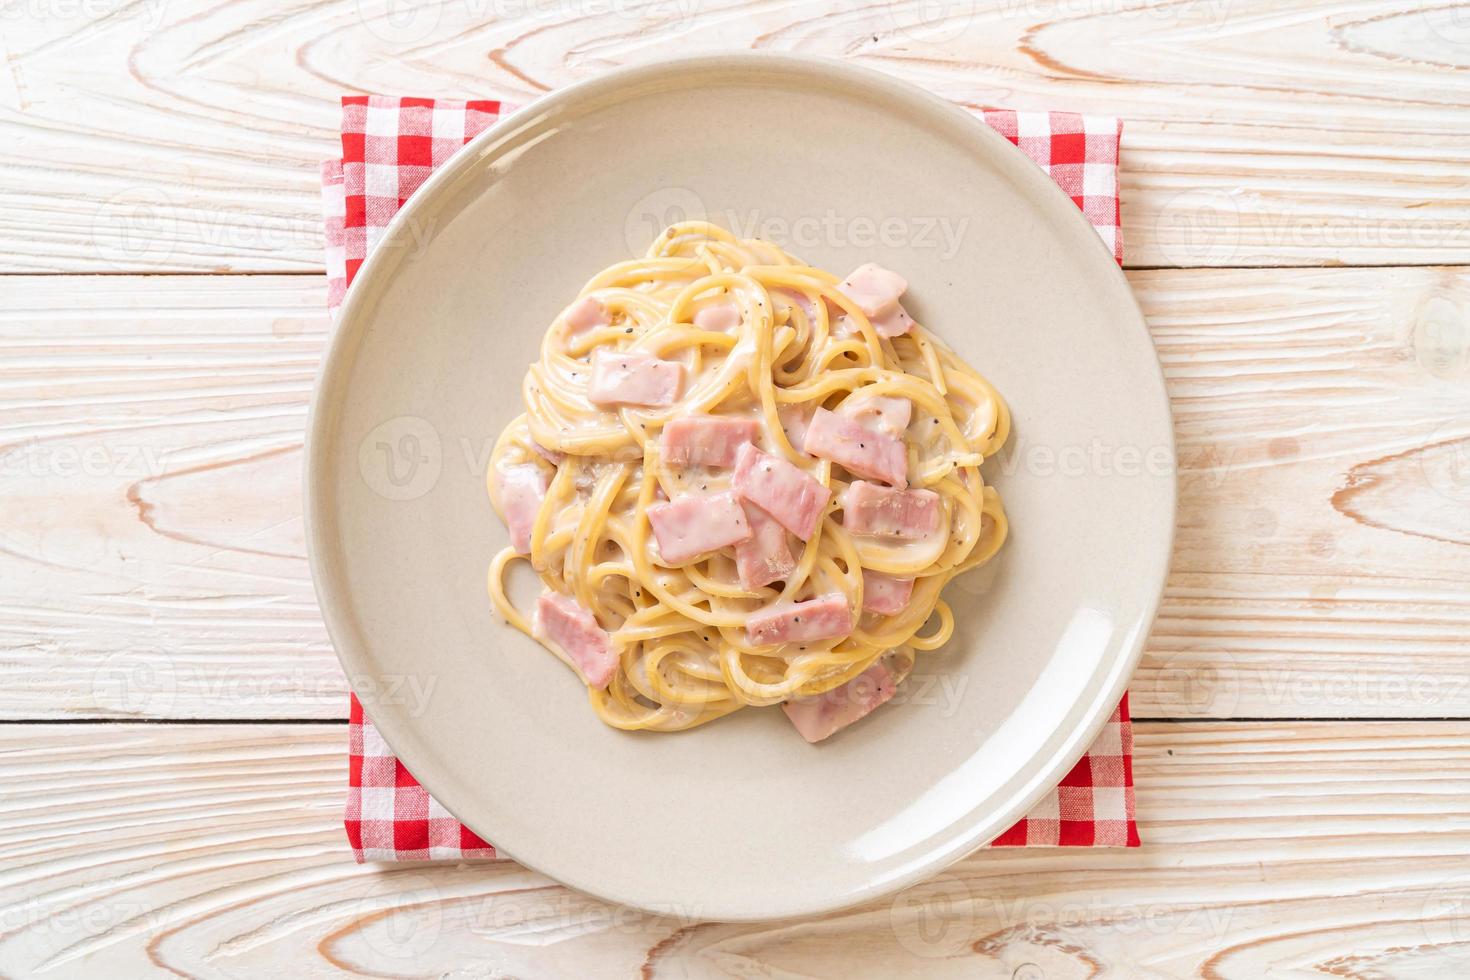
[487, 222, 1008, 741]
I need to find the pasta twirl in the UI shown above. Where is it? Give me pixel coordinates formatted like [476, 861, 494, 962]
[488, 222, 1009, 735]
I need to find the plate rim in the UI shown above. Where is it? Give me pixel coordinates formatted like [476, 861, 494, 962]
[305, 51, 1176, 920]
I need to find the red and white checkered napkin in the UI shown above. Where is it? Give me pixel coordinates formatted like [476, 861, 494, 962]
[322, 96, 1139, 861]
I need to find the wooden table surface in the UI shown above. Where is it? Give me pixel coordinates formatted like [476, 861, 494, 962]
[3, 1, 1469, 976]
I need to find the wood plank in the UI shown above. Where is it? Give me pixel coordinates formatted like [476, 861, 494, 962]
[2, 0, 1469, 272]
[3, 270, 1467, 719]
[0, 721, 1467, 976]
[1132, 264, 1470, 719]
[0, 276, 338, 719]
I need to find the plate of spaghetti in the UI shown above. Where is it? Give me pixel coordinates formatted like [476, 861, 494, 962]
[307, 55, 1174, 919]
[487, 224, 1010, 739]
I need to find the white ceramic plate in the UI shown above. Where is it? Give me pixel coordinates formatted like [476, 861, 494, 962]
[306, 54, 1174, 920]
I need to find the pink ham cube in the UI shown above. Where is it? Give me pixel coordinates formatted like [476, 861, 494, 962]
[732, 443, 831, 539]
[746, 593, 852, 647]
[659, 417, 760, 469]
[693, 301, 740, 332]
[773, 288, 819, 324]
[803, 407, 908, 488]
[840, 393, 912, 439]
[533, 591, 618, 689]
[646, 490, 752, 564]
[588, 349, 683, 407]
[495, 463, 549, 554]
[782, 661, 898, 743]
[564, 297, 610, 335]
[530, 440, 565, 465]
[868, 305, 913, 336]
[841, 481, 941, 539]
[861, 570, 914, 615]
[836, 263, 912, 338]
[777, 404, 812, 451]
[735, 505, 797, 590]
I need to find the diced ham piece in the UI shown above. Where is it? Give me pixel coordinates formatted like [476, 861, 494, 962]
[773, 288, 819, 324]
[777, 404, 812, 451]
[862, 570, 915, 615]
[836, 263, 912, 338]
[732, 443, 831, 539]
[803, 407, 908, 488]
[841, 481, 941, 539]
[734, 505, 796, 590]
[530, 440, 565, 465]
[588, 349, 683, 407]
[694, 301, 740, 332]
[782, 661, 898, 743]
[533, 591, 618, 689]
[496, 464, 548, 554]
[660, 417, 760, 469]
[564, 297, 610, 335]
[646, 490, 752, 564]
[838, 264, 907, 315]
[746, 593, 852, 647]
[869, 305, 913, 337]
[840, 393, 912, 439]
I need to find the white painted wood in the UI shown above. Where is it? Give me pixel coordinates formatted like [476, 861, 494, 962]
[1133, 264, 1470, 720]
[0, 722, 1467, 977]
[1, 0, 1468, 271]
[1, 270, 1466, 719]
[0, 276, 337, 719]
[5, 0, 1464, 975]
[6, 5, 1467, 974]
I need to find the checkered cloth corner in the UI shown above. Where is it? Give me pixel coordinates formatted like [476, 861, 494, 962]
[976, 110, 1123, 265]
[324, 97, 1138, 862]
[346, 696, 497, 860]
[990, 694, 1138, 846]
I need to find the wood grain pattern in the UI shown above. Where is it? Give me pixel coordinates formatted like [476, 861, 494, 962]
[0, 276, 337, 720]
[1134, 264, 1470, 720]
[2, 269, 1467, 720]
[7, 3, 1467, 974]
[1, 722, 1467, 977]
[2, 0, 1469, 272]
